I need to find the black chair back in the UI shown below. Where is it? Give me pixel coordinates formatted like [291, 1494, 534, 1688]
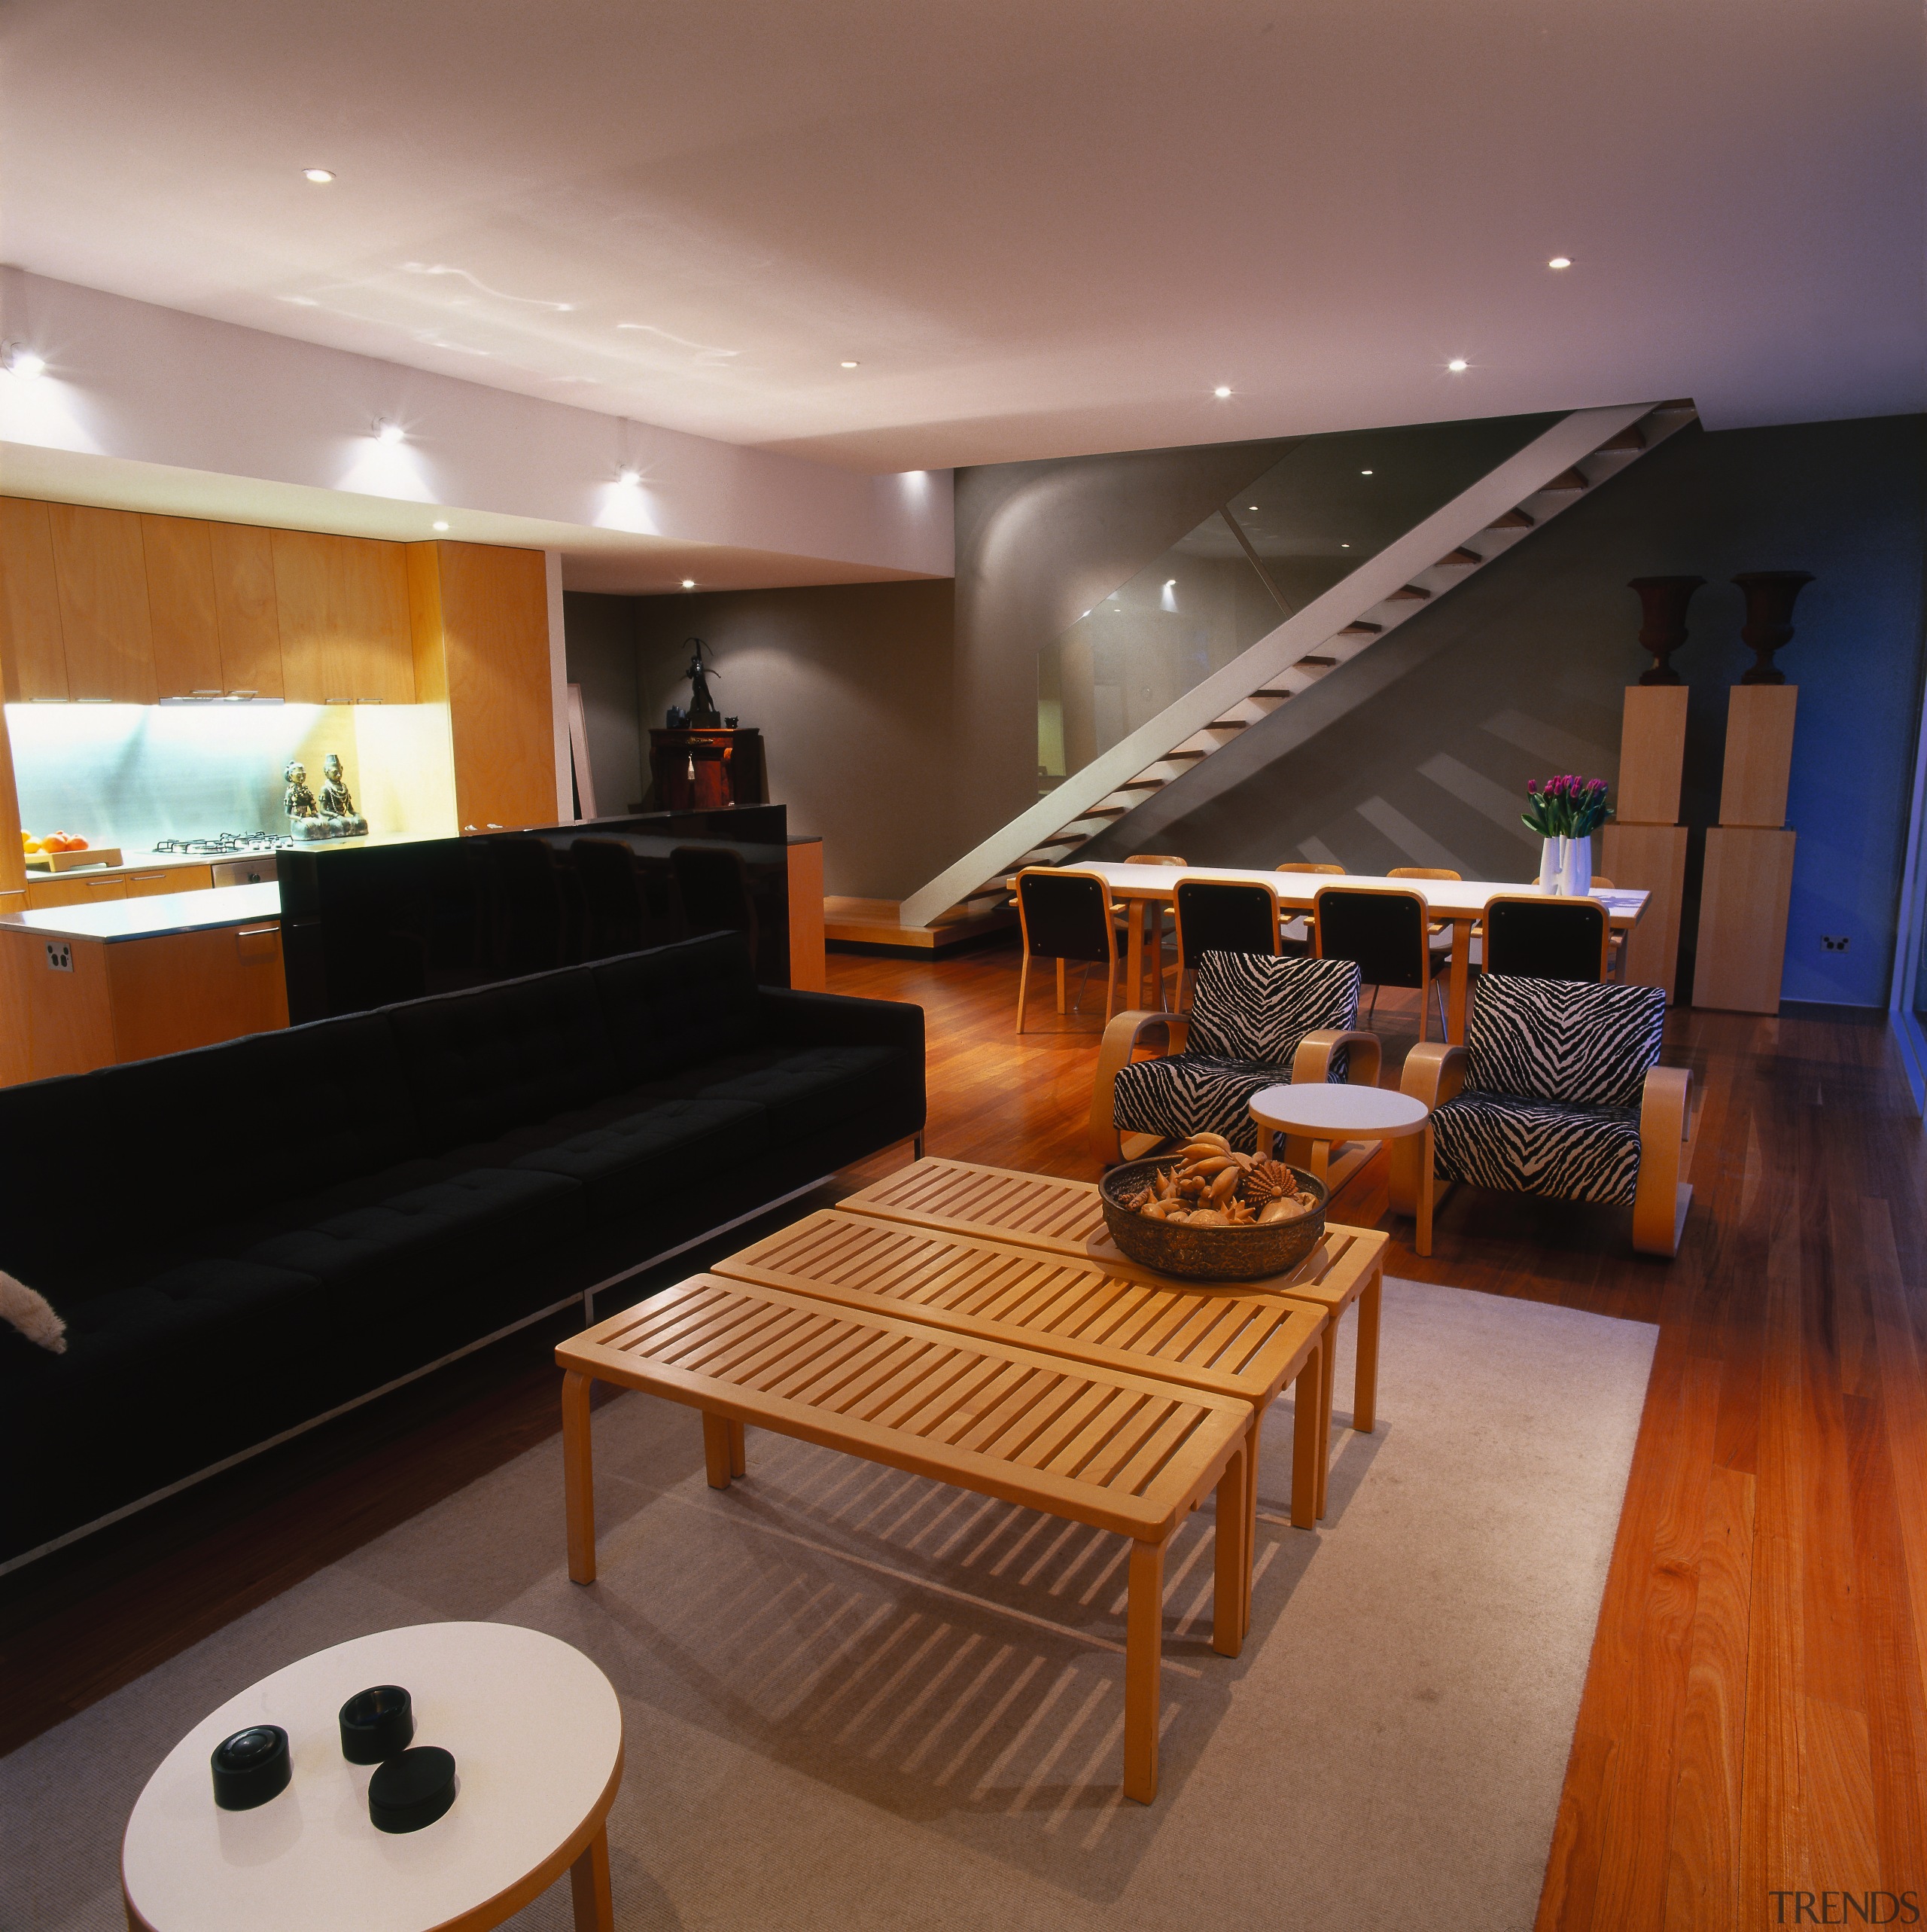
[671, 843, 760, 961]
[1016, 870, 1113, 964]
[1174, 879, 1280, 968]
[571, 837, 652, 958]
[1483, 897, 1609, 983]
[1314, 887, 1428, 989]
[486, 836, 565, 975]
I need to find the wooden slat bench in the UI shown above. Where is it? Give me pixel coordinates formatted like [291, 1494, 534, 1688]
[713, 1208, 1327, 1629]
[842, 1156, 1388, 1519]
[557, 1275, 1253, 1802]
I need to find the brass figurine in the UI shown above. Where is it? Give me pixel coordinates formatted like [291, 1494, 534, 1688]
[283, 760, 330, 840]
[319, 753, 367, 836]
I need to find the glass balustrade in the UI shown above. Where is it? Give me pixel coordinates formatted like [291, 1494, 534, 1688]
[1037, 413, 1560, 797]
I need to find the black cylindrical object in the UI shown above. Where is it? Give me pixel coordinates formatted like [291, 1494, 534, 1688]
[339, 1685, 415, 1764]
[368, 1746, 458, 1834]
[210, 1726, 291, 1811]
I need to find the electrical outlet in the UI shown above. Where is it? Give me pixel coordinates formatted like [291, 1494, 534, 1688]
[1821, 934, 1850, 953]
[44, 941, 72, 972]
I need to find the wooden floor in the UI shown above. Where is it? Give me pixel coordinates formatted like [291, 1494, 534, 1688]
[5, 939, 1924, 1923]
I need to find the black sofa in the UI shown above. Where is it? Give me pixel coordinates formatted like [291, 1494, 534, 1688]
[0, 932, 924, 1566]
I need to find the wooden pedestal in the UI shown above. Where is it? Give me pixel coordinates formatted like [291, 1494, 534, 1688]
[1599, 823, 1689, 998]
[1718, 685, 1798, 826]
[1616, 686, 1690, 824]
[1694, 827, 1796, 1013]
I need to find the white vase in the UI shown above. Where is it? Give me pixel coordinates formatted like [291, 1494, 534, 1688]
[1562, 833, 1593, 897]
[1538, 836, 1563, 894]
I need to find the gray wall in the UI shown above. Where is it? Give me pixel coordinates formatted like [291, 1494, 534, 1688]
[1085, 415, 1927, 1007]
[561, 591, 643, 815]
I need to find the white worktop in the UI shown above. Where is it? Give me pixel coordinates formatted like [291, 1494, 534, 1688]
[0, 881, 282, 943]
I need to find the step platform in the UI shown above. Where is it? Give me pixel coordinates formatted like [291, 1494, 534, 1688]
[825, 894, 1017, 954]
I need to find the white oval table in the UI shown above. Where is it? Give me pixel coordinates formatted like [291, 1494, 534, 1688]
[1250, 1080, 1435, 1257]
[121, 1622, 624, 1932]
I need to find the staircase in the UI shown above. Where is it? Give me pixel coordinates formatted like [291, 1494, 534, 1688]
[896, 400, 1696, 934]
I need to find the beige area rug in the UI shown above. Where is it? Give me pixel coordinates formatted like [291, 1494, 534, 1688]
[4, 1278, 1655, 1932]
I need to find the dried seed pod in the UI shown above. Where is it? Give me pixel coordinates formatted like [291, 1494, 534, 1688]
[1140, 1201, 1167, 1220]
[1184, 1132, 1231, 1154]
[1243, 1158, 1295, 1205]
[1189, 1154, 1239, 1177]
[1210, 1166, 1241, 1202]
[1187, 1208, 1225, 1228]
[1164, 1209, 1190, 1225]
[1258, 1199, 1292, 1224]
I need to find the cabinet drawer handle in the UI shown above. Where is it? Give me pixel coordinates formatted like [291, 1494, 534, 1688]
[324, 696, 352, 705]
[237, 925, 279, 938]
[132, 873, 166, 883]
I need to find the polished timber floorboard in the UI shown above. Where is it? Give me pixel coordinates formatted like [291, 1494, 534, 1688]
[5, 942, 1924, 1925]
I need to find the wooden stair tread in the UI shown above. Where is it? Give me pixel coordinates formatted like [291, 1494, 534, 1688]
[1539, 468, 1589, 492]
[1338, 621, 1383, 635]
[1597, 427, 1646, 453]
[1298, 655, 1338, 667]
[1438, 547, 1482, 566]
[1387, 585, 1432, 601]
[1488, 507, 1536, 529]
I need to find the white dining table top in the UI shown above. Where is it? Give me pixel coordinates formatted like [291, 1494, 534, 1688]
[1076, 861, 1648, 926]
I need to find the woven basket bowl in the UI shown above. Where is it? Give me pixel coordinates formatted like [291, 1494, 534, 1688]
[1098, 1156, 1328, 1282]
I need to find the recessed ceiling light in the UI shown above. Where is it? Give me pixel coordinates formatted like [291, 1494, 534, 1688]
[373, 419, 404, 445]
[840, 360, 860, 369]
[432, 520, 449, 532]
[303, 169, 335, 184]
[1447, 358, 1469, 373]
[1213, 385, 1232, 398]
[1341, 542, 1351, 548]
[2, 346, 46, 378]
[1249, 505, 1259, 511]
[616, 467, 641, 486]
[1548, 256, 1572, 270]
[681, 578, 696, 590]
[1360, 469, 1374, 476]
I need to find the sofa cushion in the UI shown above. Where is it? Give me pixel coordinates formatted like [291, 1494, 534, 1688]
[240, 1167, 585, 1309]
[1113, 1051, 1335, 1155]
[1465, 975, 1665, 1108]
[589, 932, 761, 1085]
[1183, 952, 1361, 1065]
[671, 1044, 899, 1141]
[386, 967, 617, 1150]
[1431, 1089, 1642, 1205]
[509, 1095, 766, 1218]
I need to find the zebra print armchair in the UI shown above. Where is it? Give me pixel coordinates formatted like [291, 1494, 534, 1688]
[1391, 974, 1692, 1257]
[1089, 950, 1381, 1165]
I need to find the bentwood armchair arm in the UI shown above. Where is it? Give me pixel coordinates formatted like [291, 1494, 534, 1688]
[1389, 1042, 1467, 1216]
[1289, 1028, 1384, 1090]
[1632, 1065, 1694, 1257]
[1090, 1011, 1189, 1162]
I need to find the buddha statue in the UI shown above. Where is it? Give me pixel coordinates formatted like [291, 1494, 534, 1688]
[318, 753, 367, 836]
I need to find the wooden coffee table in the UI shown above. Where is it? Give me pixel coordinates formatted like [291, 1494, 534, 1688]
[839, 1157, 1389, 1521]
[557, 1276, 1250, 1802]
[121, 1622, 623, 1932]
[713, 1207, 1327, 1629]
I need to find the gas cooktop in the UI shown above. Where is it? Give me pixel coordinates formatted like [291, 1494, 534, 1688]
[151, 833, 295, 856]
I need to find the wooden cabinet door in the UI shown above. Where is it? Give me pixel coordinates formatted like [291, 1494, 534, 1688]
[209, 523, 284, 698]
[49, 504, 158, 702]
[0, 497, 69, 700]
[124, 864, 214, 897]
[273, 530, 414, 703]
[413, 541, 556, 830]
[26, 875, 129, 908]
[141, 514, 226, 699]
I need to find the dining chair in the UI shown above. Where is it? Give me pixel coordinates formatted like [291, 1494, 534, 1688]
[570, 836, 653, 958]
[1173, 877, 1281, 1008]
[1481, 895, 1610, 983]
[1388, 865, 1459, 965]
[1015, 867, 1121, 1033]
[1274, 861, 1343, 952]
[1121, 853, 1185, 1007]
[1395, 974, 1689, 1255]
[1314, 884, 1449, 1039]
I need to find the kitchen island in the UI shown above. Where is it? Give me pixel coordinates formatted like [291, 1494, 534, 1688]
[0, 882, 286, 1086]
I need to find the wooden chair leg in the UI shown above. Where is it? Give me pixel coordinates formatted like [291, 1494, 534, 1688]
[1415, 1123, 1435, 1257]
[562, 1369, 598, 1585]
[1123, 1537, 1167, 1802]
[1056, 956, 1067, 1014]
[568, 1824, 615, 1932]
[1212, 1443, 1247, 1659]
[702, 1411, 734, 1489]
[1290, 1345, 1323, 1531]
[1015, 953, 1030, 1035]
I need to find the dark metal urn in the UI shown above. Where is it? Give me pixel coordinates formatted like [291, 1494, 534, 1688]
[1626, 576, 1705, 685]
[1732, 571, 1815, 685]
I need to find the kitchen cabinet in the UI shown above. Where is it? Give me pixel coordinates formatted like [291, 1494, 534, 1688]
[125, 863, 215, 897]
[209, 521, 285, 699]
[274, 530, 415, 705]
[407, 541, 556, 830]
[49, 504, 158, 703]
[0, 496, 69, 701]
[141, 514, 227, 699]
[26, 874, 129, 910]
[0, 699, 23, 894]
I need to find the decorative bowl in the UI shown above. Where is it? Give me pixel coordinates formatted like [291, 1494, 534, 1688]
[1099, 1156, 1327, 1282]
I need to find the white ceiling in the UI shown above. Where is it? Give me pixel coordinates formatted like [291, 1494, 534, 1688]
[4, 0, 1921, 474]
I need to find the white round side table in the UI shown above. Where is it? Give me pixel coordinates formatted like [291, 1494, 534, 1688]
[121, 1622, 624, 1932]
[1250, 1080, 1435, 1256]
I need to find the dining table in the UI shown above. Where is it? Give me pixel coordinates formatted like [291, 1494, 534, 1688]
[1077, 861, 1650, 1044]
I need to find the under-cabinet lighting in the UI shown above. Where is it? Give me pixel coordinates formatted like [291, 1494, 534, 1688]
[432, 520, 449, 531]
[680, 579, 696, 589]
[374, 419, 405, 445]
